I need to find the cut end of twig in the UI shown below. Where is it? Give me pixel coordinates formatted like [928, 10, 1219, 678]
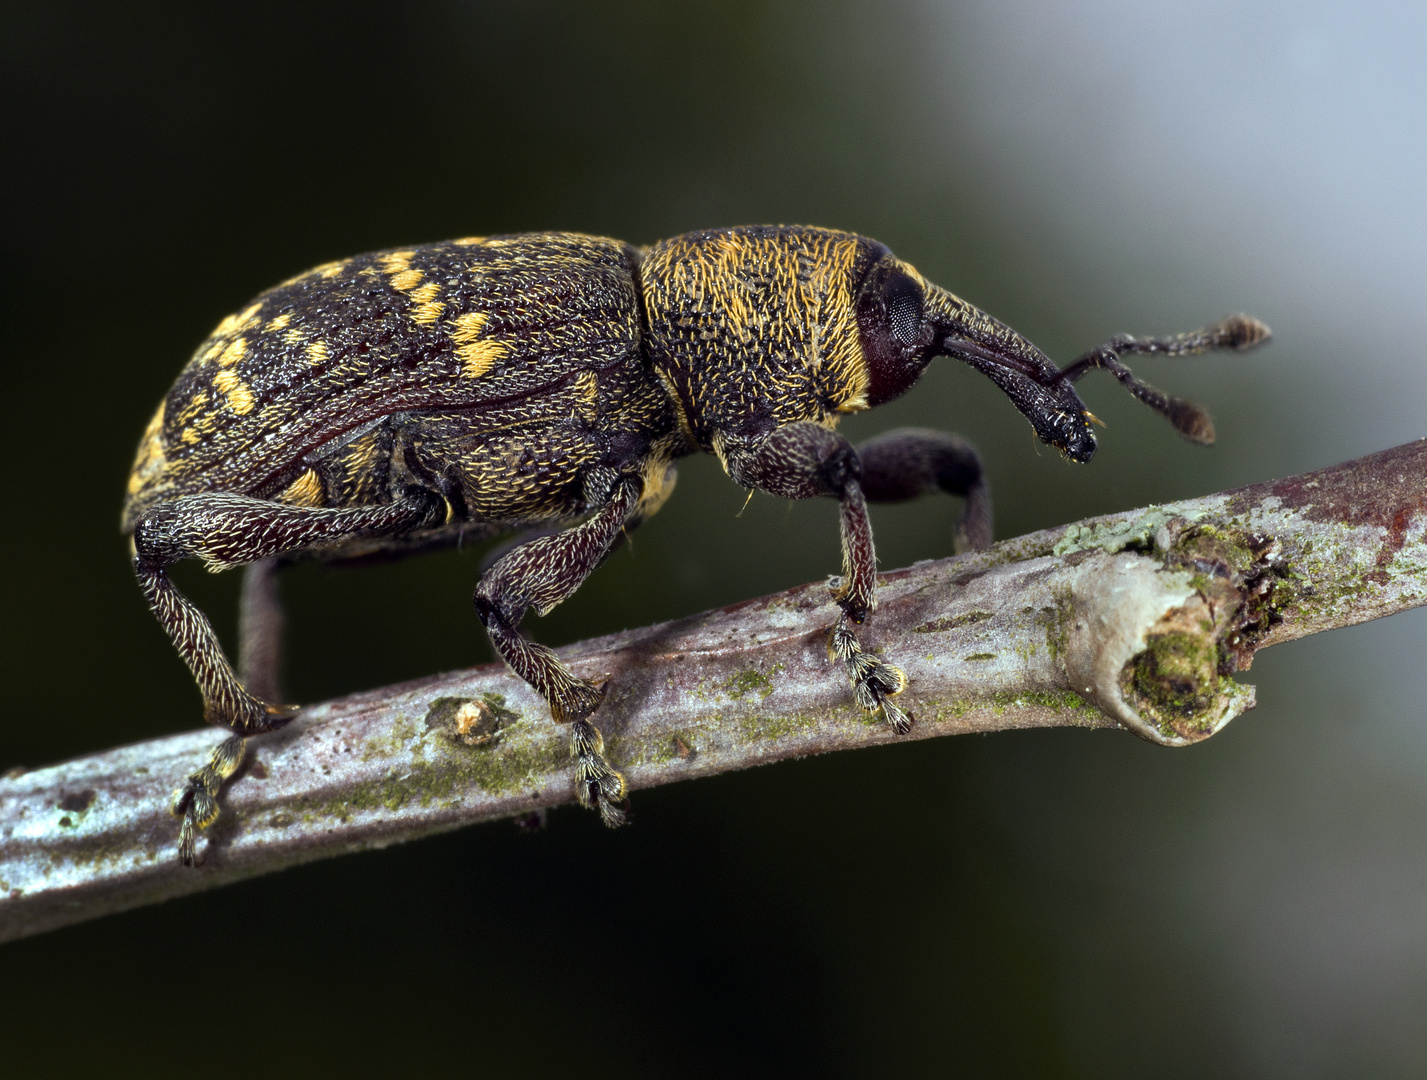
[1064, 551, 1255, 746]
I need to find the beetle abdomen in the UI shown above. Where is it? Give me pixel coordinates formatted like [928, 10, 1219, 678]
[122, 232, 645, 530]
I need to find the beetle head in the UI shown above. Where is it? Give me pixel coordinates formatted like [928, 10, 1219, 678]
[855, 255, 1097, 463]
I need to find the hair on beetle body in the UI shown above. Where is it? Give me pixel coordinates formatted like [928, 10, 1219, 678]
[122, 225, 1270, 862]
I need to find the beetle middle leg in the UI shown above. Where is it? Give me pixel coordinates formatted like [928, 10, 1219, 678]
[239, 558, 285, 704]
[725, 422, 912, 733]
[472, 476, 643, 826]
[132, 489, 446, 862]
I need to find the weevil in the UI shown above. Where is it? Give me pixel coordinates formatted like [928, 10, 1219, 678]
[122, 226, 1269, 861]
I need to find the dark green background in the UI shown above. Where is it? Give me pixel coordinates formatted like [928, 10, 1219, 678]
[4, 3, 1425, 1076]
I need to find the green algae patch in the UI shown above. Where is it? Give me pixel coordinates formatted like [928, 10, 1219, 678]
[963, 653, 997, 662]
[722, 666, 777, 701]
[928, 689, 1100, 727]
[913, 611, 993, 634]
[737, 710, 821, 743]
[1053, 508, 1204, 557]
[309, 720, 567, 823]
[360, 711, 421, 763]
[1037, 586, 1075, 666]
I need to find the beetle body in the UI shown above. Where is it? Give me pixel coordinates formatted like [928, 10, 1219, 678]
[124, 225, 1269, 861]
[124, 233, 683, 559]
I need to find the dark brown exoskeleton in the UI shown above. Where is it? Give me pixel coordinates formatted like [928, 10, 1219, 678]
[123, 226, 1269, 862]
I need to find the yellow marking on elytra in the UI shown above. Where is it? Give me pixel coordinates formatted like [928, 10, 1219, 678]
[213, 369, 255, 415]
[281, 259, 347, 286]
[277, 468, 324, 507]
[457, 339, 506, 379]
[217, 337, 247, 368]
[211, 303, 263, 338]
[409, 281, 444, 324]
[267, 312, 292, 331]
[180, 427, 201, 445]
[307, 341, 330, 366]
[201, 340, 225, 364]
[453, 236, 487, 245]
[573, 370, 599, 421]
[450, 311, 507, 377]
[127, 402, 168, 494]
[452, 312, 490, 342]
[390, 268, 424, 292]
[380, 250, 415, 276]
[175, 390, 209, 426]
[283, 329, 306, 345]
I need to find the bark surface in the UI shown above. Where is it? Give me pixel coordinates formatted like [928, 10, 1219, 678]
[2, 439, 1424, 943]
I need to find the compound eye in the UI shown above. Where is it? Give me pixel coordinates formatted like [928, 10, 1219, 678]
[885, 272, 924, 347]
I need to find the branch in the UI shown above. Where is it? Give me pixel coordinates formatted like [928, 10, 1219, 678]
[3, 440, 1425, 942]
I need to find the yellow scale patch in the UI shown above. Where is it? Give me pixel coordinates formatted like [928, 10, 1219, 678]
[408, 281, 445, 325]
[213, 369, 256, 415]
[572, 370, 599, 422]
[277, 468, 324, 507]
[127, 402, 168, 495]
[211, 302, 264, 339]
[217, 337, 247, 367]
[450, 311, 508, 379]
[307, 341, 330, 366]
[379, 250, 414, 275]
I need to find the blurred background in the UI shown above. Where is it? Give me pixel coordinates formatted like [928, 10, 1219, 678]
[3, 1, 1425, 1075]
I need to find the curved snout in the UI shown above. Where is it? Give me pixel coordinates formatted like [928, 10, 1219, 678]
[924, 283, 1097, 462]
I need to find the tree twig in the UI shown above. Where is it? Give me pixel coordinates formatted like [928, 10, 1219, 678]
[3, 439, 1424, 942]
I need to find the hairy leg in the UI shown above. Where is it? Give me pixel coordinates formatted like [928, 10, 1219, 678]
[725, 422, 912, 733]
[132, 489, 444, 862]
[472, 477, 643, 825]
[239, 558, 285, 704]
[856, 428, 992, 553]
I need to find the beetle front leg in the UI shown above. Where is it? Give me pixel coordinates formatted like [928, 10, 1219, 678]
[827, 479, 913, 734]
[472, 477, 643, 826]
[856, 428, 992, 553]
[725, 422, 911, 734]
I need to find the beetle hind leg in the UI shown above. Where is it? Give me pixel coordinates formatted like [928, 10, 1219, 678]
[171, 734, 247, 866]
[132, 489, 445, 861]
[829, 619, 911, 733]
